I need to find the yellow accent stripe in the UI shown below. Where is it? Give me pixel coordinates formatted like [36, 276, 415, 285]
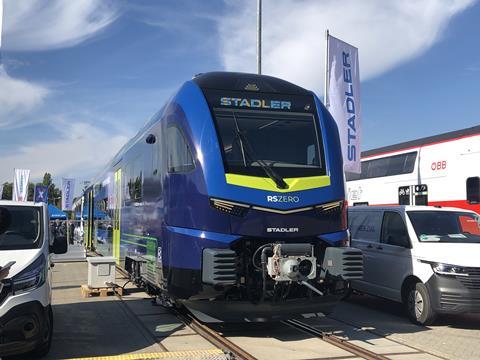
[68, 349, 225, 360]
[120, 239, 148, 248]
[225, 174, 331, 193]
[123, 233, 157, 241]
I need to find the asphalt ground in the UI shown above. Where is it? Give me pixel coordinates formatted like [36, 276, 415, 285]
[332, 293, 480, 360]
[13, 261, 226, 360]
[7, 258, 479, 360]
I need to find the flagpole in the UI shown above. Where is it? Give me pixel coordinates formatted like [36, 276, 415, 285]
[0, 0, 4, 64]
[324, 29, 329, 106]
[257, 0, 262, 74]
[0, 0, 3, 47]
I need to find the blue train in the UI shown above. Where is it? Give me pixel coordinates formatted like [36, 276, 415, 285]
[82, 72, 363, 321]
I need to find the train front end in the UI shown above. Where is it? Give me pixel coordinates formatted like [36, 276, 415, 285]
[165, 72, 362, 321]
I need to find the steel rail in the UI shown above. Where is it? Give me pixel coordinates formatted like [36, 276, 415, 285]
[113, 263, 254, 358]
[283, 319, 389, 360]
[175, 309, 258, 360]
[114, 262, 380, 360]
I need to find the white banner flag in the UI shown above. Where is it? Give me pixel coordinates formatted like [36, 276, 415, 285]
[326, 33, 361, 173]
[0, 184, 3, 199]
[13, 169, 30, 202]
[62, 178, 75, 211]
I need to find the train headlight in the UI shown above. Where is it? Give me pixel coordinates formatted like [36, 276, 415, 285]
[315, 200, 348, 231]
[209, 198, 250, 217]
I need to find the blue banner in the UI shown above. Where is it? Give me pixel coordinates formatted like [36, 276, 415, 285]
[34, 185, 48, 203]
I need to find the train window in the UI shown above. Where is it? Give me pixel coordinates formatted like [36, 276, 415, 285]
[213, 108, 325, 178]
[387, 152, 416, 176]
[346, 151, 417, 181]
[366, 157, 388, 178]
[467, 177, 480, 204]
[402, 152, 417, 173]
[166, 126, 195, 173]
[126, 158, 142, 202]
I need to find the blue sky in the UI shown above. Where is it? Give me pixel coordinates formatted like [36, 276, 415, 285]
[0, 0, 479, 187]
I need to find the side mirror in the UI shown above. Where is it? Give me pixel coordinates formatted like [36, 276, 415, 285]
[51, 235, 68, 254]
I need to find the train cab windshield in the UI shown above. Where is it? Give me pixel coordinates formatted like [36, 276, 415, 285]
[213, 108, 325, 179]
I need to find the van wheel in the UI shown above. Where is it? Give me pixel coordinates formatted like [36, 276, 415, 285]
[31, 305, 53, 357]
[405, 282, 436, 326]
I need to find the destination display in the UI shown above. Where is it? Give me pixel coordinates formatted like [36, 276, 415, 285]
[204, 89, 317, 114]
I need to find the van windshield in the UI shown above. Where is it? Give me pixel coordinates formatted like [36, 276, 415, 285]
[407, 211, 480, 243]
[0, 206, 42, 250]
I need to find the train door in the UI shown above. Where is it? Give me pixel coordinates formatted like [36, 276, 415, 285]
[84, 189, 94, 250]
[113, 168, 122, 264]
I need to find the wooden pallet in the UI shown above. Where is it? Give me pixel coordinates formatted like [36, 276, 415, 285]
[81, 284, 123, 298]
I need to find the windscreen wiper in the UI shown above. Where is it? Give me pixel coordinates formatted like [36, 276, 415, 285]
[232, 112, 289, 190]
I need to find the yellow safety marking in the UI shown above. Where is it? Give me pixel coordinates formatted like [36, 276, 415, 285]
[225, 173, 331, 193]
[68, 349, 225, 360]
[113, 168, 122, 264]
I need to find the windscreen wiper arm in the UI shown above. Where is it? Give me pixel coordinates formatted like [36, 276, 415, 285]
[232, 112, 289, 190]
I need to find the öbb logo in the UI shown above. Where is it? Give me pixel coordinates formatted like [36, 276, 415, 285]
[431, 160, 447, 171]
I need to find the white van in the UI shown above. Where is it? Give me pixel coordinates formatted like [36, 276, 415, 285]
[348, 205, 480, 325]
[0, 201, 67, 357]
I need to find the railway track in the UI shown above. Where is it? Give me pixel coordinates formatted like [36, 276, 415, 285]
[174, 308, 258, 360]
[283, 318, 389, 360]
[175, 308, 391, 360]
[113, 267, 400, 360]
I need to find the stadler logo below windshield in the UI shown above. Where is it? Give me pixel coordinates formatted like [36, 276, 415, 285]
[267, 195, 300, 203]
[267, 227, 299, 233]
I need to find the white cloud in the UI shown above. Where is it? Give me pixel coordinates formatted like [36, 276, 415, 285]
[0, 66, 49, 127]
[0, 1, 118, 128]
[2, 0, 118, 51]
[219, 0, 475, 92]
[0, 119, 130, 184]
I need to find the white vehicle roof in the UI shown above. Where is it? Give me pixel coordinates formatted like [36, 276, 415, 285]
[348, 205, 476, 214]
[0, 200, 45, 208]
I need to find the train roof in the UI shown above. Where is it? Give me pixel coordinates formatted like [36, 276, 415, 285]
[193, 72, 311, 95]
[87, 72, 315, 190]
[362, 124, 480, 158]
